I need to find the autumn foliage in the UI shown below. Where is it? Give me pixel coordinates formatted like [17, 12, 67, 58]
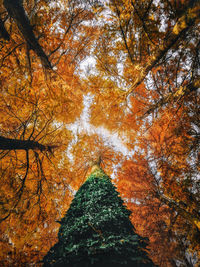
[0, 0, 199, 266]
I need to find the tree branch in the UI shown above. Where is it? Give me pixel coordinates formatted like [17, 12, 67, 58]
[157, 193, 200, 230]
[0, 135, 53, 152]
[114, 2, 134, 64]
[126, 0, 200, 95]
[0, 16, 10, 40]
[142, 79, 200, 117]
[3, 0, 52, 69]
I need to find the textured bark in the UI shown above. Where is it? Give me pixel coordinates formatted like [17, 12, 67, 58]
[3, 0, 52, 68]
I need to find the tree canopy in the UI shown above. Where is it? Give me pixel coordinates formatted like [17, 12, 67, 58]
[0, 0, 199, 266]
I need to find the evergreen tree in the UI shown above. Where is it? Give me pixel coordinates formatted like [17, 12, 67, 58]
[43, 166, 155, 267]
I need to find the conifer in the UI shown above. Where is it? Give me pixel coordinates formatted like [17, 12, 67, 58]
[43, 166, 155, 266]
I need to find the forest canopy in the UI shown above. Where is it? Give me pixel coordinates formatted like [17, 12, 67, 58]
[0, 0, 199, 266]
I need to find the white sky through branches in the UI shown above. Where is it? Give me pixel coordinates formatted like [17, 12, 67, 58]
[66, 94, 133, 162]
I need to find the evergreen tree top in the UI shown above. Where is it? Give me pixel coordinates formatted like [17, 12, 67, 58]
[43, 165, 155, 267]
[86, 165, 110, 181]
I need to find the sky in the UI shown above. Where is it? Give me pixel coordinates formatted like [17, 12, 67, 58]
[66, 93, 133, 163]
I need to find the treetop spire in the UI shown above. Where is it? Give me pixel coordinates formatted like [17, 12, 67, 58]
[86, 154, 106, 180]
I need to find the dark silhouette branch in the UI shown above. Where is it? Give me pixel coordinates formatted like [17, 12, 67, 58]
[0, 150, 29, 223]
[131, 0, 157, 46]
[0, 16, 10, 40]
[0, 135, 54, 152]
[126, 0, 200, 95]
[3, 0, 52, 69]
[157, 193, 200, 230]
[142, 80, 199, 117]
[114, 2, 134, 64]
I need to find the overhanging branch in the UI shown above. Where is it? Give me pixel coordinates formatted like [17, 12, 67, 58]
[142, 79, 200, 117]
[126, 0, 200, 95]
[158, 193, 200, 230]
[0, 135, 53, 152]
[3, 0, 52, 69]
